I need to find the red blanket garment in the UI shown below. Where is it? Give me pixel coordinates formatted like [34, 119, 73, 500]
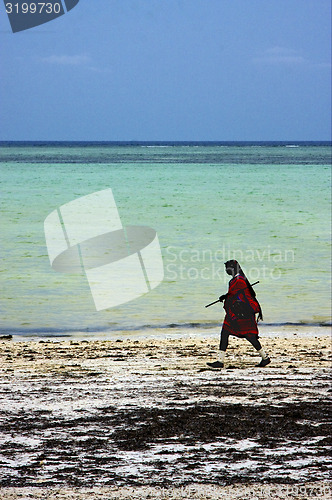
[222, 275, 260, 337]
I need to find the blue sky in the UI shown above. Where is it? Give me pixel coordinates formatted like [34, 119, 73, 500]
[0, 0, 331, 141]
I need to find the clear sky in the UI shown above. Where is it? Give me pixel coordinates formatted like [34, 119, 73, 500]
[0, 0, 331, 141]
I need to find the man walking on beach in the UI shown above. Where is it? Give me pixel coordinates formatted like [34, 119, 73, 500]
[207, 260, 271, 368]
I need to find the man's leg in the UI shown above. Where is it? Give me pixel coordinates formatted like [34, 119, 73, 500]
[246, 335, 271, 366]
[207, 327, 229, 368]
[218, 327, 230, 363]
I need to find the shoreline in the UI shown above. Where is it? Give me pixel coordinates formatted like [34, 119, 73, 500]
[2, 323, 331, 343]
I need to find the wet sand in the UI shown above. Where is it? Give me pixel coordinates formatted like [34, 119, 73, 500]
[0, 332, 331, 499]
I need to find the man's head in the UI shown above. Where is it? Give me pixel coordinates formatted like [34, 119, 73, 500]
[224, 259, 241, 276]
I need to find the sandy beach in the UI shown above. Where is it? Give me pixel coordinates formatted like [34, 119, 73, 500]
[0, 330, 331, 499]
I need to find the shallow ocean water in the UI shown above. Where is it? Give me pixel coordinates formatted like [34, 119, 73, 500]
[0, 142, 331, 336]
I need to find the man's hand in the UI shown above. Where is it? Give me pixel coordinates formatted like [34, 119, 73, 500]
[219, 294, 227, 302]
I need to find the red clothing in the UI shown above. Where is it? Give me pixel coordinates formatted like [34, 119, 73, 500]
[222, 275, 260, 338]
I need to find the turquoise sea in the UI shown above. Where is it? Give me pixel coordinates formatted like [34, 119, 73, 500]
[0, 142, 331, 338]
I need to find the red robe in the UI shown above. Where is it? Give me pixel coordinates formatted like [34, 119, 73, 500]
[222, 275, 260, 338]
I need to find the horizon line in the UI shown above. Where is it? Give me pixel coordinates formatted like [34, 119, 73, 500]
[1, 140, 331, 145]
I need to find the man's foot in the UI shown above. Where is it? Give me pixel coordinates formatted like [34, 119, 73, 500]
[206, 361, 224, 368]
[256, 357, 271, 367]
